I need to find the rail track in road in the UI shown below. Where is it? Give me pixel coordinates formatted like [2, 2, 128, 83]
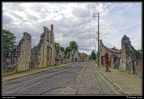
[74, 62, 103, 95]
[74, 61, 123, 95]
[74, 63, 87, 94]
[89, 61, 124, 95]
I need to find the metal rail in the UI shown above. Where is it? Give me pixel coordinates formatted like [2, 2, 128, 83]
[74, 63, 87, 95]
[90, 61, 121, 94]
[90, 63, 103, 94]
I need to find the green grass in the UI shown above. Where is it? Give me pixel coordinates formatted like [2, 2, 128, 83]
[128, 72, 138, 76]
[118, 68, 125, 72]
[95, 60, 97, 64]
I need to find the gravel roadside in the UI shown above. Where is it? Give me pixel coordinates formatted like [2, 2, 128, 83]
[93, 63, 142, 95]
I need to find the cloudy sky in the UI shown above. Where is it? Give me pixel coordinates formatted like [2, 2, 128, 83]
[2, 2, 142, 55]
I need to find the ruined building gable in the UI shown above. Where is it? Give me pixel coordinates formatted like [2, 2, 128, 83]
[16, 32, 31, 71]
[31, 25, 55, 68]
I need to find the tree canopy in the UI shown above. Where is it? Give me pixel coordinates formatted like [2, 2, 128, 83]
[90, 50, 96, 60]
[69, 41, 79, 51]
[2, 29, 16, 52]
[64, 41, 79, 55]
[61, 47, 65, 52]
[65, 46, 72, 55]
[54, 42, 61, 54]
[131, 45, 142, 59]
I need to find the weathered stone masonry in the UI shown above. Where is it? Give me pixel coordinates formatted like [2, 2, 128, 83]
[2, 32, 31, 72]
[17, 32, 31, 71]
[99, 35, 142, 75]
[31, 25, 55, 68]
[2, 25, 55, 74]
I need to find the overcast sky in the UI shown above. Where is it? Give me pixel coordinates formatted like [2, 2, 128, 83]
[2, 2, 142, 55]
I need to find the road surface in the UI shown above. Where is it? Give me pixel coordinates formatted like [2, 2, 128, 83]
[2, 61, 123, 95]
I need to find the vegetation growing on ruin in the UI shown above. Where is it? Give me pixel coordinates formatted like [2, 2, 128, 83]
[131, 45, 142, 59]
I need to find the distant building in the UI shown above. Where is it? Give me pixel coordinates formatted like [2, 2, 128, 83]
[70, 50, 80, 61]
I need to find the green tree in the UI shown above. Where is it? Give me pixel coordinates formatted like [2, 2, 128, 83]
[2, 29, 16, 52]
[69, 41, 79, 51]
[135, 50, 142, 59]
[61, 47, 65, 52]
[54, 42, 61, 54]
[90, 50, 96, 60]
[65, 46, 72, 55]
[131, 45, 142, 59]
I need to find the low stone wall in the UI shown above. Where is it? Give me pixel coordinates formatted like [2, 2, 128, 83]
[135, 59, 142, 76]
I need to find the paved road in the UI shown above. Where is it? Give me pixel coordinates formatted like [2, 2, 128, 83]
[2, 61, 123, 95]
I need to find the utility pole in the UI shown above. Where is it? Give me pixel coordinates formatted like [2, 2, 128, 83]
[93, 13, 100, 67]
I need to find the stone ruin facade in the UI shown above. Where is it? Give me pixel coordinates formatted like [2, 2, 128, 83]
[120, 35, 136, 72]
[2, 24, 90, 75]
[55, 51, 66, 64]
[99, 40, 121, 69]
[99, 35, 142, 75]
[54, 50, 89, 63]
[2, 25, 55, 74]
[31, 25, 55, 68]
[79, 52, 89, 62]
[70, 50, 80, 61]
[2, 32, 31, 73]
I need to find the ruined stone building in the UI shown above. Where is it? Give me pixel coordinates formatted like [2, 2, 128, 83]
[120, 35, 136, 72]
[2, 32, 31, 72]
[56, 51, 66, 64]
[2, 49, 18, 73]
[99, 35, 142, 75]
[65, 52, 72, 62]
[70, 50, 80, 61]
[31, 24, 55, 68]
[99, 40, 121, 68]
[17, 32, 31, 71]
[79, 52, 89, 62]
[2, 24, 57, 74]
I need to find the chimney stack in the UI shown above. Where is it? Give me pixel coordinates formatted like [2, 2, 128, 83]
[51, 24, 53, 33]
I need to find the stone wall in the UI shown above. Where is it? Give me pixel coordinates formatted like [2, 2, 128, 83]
[70, 50, 80, 61]
[120, 35, 136, 72]
[99, 35, 142, 75]
[17, 32, 31, 71]
[2, 32, 31, 73]
[135, 59, 142, 76]
[2, 25, 55, 74]
[99, 40, 121, 68]
[56, 51, 66, 64]
[79, 53, 88, 61]
[31, 25, 55, 68]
